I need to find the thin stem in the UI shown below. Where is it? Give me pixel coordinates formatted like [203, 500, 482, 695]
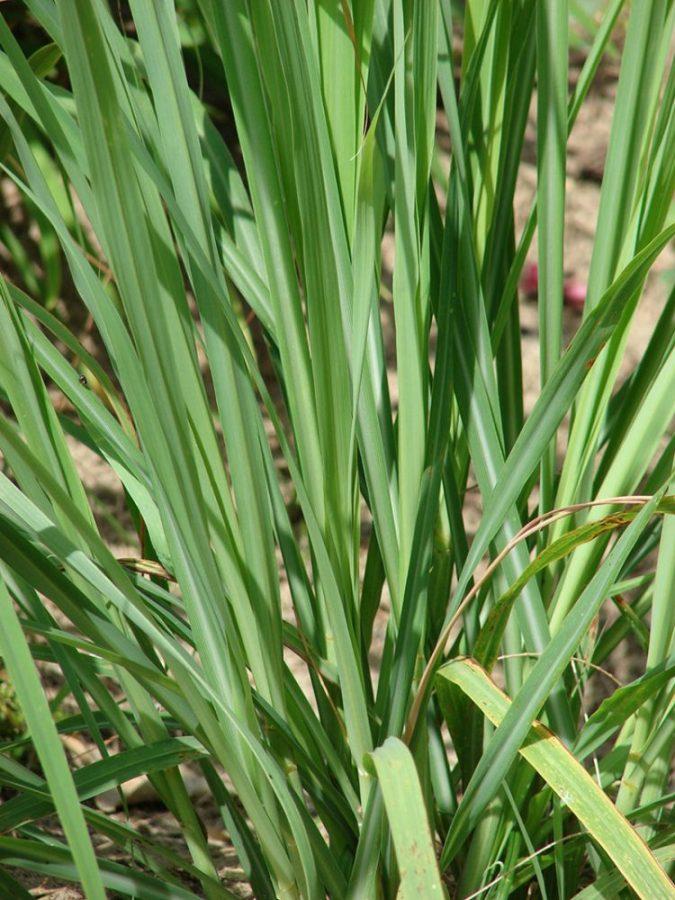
[403, 494, 653, 742]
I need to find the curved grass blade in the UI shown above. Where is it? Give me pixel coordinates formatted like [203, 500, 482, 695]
[440, 490, 662, 866]
[571, 844, 675, 899]
[6, 280, 135, 438]
[0, 457, 336, 895]
[474, 498, 675, 671]
[0, 836, 208, 900]
[438, 658, 674, 899]
[445, 224, 675, 636]
[573, 658, 675, 763]
[0, 737, 205, 832]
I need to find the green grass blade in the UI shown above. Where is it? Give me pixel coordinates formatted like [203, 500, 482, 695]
[474, 500, 675, 671]
[616, 477, 675, 814]
[367, 737, 446, 898]
[0, 277, 92, 529]
[440, 490, 663, 865]
[393, 0, 427, 581]
[553, 1, 673, 521]
[571, 844, 675, 900]
[447, 225, 675, 630]
[0, 836, 206, 900]
[130, 0, 287, 711]
[0, 737, 205, 831]
[438, 657, 674, 900]
[585, 1, 669, 309]
[536, 0, 567, 514]
[551, 346, 675, 628]
[0, 577, 106, 899]
[573, 657, 675, 763]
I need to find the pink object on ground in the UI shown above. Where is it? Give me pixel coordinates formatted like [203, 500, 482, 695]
[520, 259, 586, 312]
[563, 278, 587, 311]
[520, 261, 539, 297]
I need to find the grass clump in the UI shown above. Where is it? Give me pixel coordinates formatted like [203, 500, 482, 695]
[0, 1, 673, 897]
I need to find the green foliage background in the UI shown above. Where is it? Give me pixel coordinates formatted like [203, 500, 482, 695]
[0, 1, 673, 897]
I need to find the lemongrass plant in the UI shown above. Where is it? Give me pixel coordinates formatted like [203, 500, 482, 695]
[0, 1, 673, 897]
